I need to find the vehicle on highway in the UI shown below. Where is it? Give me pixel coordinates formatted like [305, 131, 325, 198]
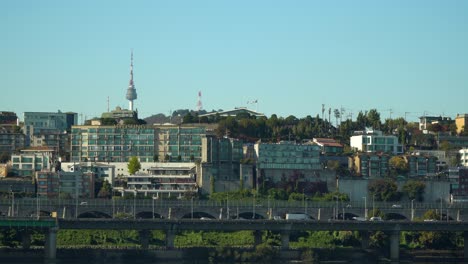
[370, 216, 383, 221]
[200, 217, 212, 220]
[423, 219, 437, 222]
[285, 213, 310, 220]
[273, 216, 283, 220]
[391, 204, 402, 208]
[352, 217, 367, 221]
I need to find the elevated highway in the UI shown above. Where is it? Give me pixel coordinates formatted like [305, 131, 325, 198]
[1, 198, 466, 221]
[2, 217, 468, 262]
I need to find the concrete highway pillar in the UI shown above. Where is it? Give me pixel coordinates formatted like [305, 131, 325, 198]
[280, 231, 290, 250]
[360, 231, 370, 249]
[254, 230, 262, 246]
[139, 230, 150, 250]
[21, 231, 31, 250]
[165, 230, 175, 249]
[389, 230, 400, 262]
[45, 227, 58, 260]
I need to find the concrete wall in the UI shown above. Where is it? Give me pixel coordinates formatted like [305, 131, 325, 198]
[338, 179, 369, 202]
[423, 181, 451, 203]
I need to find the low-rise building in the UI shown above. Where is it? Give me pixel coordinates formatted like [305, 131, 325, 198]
[456, 114, 468, 135]
[460, 148, 468, 167]
[62, 162, 115, 185]
[437, 134, 468, 149]
[30, 131, 70, 161]
[0, 125, 26, 155]
[349, 153, 390, 178]
[312, 138, 344, 155]
[11, 147, 54, 177]
[419, 115, 453, 132]
[114, 163, 197, 199]
[35, 170, 95, 198]
[405, 155, 437, 178]
[350, 128, 403, 155]
[254, 142, 324, 193]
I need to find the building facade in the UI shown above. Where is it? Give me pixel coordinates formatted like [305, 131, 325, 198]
[115, 163, 196, 198]
[198, 137, 244, 194]
[349, 153, 390, 178]
[350, 129, 403, 155]
[35, 170, 95, 198]
[405, 155, 437, 178]
[70, 124, 211, 163]
[0, 111, 18, 125]
[312, 138, 344, 155]
[254, 142, 321, 185]
[31, 131, 70, 160]
[460, 148, 468, 167]
[456, 114, 468, 135]
[11, 148, 54, 177]
[0, 125, 26, 155]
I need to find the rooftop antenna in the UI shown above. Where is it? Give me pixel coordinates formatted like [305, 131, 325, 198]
[107, 96, 110, 112]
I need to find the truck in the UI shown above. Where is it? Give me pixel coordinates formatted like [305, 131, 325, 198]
[285, 213, 310, 220]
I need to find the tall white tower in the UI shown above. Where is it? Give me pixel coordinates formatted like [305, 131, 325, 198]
[126, 51, 137, 111]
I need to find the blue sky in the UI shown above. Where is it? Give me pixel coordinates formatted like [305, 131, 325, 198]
[2, 1, 468, 123]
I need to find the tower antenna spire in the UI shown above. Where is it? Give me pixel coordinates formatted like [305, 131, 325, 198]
[197, 91, 203, 112]
[126, 49, 137, 111]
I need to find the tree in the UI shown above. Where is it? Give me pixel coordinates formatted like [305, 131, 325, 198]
[366, 109, 381, 130]
[153, 154, 159, 162]
[127, 156, 141, 175]
[389, 156, 409, 175]
[97, 180, 112, 198]
[101, 118, 117, 125]
[0, 152, 10, 163]
[403, 180, 426, 202]
[368, 179, 398, 202]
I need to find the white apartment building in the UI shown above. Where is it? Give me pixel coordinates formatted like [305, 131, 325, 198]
[350, 128, 403, 155]
[460, 148, 468, 167]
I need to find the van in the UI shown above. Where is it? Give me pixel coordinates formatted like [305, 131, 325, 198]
[285, 213, 310, 220]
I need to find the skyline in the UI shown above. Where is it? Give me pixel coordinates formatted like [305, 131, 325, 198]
[2, 1, 468, 123]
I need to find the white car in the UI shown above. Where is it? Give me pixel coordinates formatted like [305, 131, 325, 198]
[370, 216, 383, 221]
[391, 204, 402, 208]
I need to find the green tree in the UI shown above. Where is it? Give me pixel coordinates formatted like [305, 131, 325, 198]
[0, 152, 10, 163]
[368, 179, 398, 202]
[367, 109, 381, 130]
[97, 180, 112, 198]
[127, 156, 141, 175]
[389, 156, 409, 175]
[153, 154, 159, 162]
[402, 180, 426, 202]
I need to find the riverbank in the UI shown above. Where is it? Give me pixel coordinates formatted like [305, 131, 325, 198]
[0, 247, 465, 263]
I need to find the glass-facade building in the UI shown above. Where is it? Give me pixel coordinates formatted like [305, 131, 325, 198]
[70, 125, 207, 163]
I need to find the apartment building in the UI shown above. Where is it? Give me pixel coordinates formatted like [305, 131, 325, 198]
[349, 153, 390, 178]
[350, 129, 403, 155]
[456, 114, 468, 135]
[115, 163, 196, 198]
[11, 147, 54, 177]
[36, 170, 95, 198]
[70, 124, 212, 163]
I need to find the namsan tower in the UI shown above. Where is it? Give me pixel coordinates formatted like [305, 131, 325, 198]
[126, 51, 137, 111]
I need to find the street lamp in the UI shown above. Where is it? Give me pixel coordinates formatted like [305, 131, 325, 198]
[363, 197, 367, 219]
[152, 195, 156, 220]
[372, 194, 375, 217]
[191, 196, 194, 220]
[10, 186, 15, 217]
[411, 199, 415, 221]
[133, 190, 137, 220]
[440, 197, 443, 221]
